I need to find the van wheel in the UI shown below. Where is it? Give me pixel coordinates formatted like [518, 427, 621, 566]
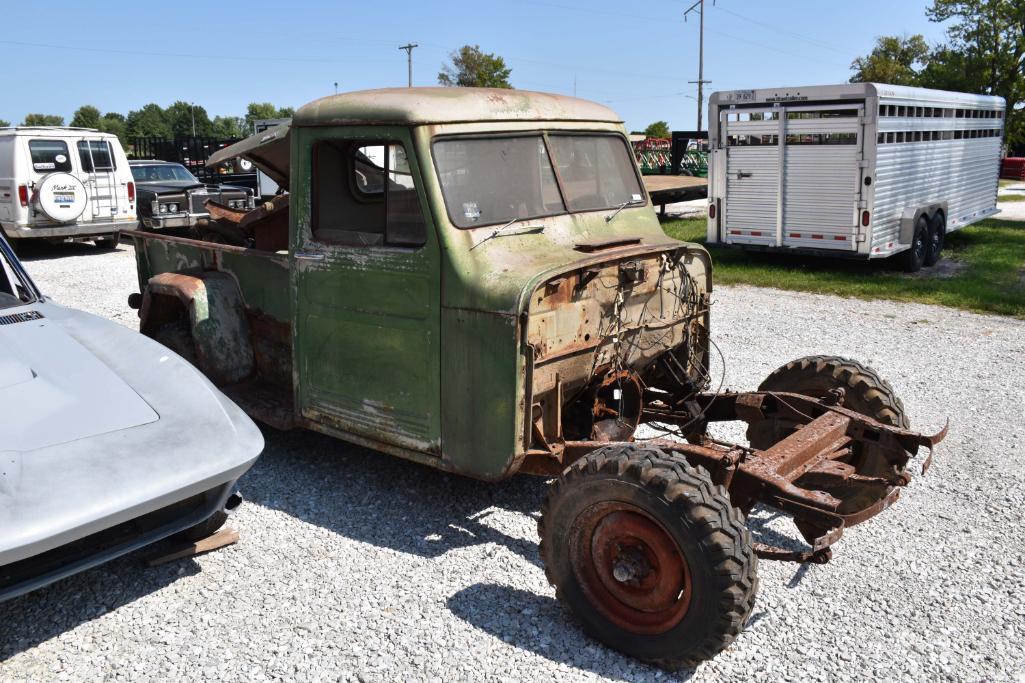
[903, 217, 928, 272]
[924, 212, 945, 267]
[94, 233, 120, 250]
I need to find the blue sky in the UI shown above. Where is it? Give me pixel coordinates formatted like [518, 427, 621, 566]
[2, 0, 951, 133]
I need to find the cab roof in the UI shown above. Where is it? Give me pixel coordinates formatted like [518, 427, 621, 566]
[293, 87, 623, 126]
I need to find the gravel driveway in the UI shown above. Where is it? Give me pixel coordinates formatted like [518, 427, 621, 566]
[3, 242, 1024, 682]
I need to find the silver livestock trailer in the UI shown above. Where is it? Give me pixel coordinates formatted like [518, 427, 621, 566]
[705, 83, 1004, 271]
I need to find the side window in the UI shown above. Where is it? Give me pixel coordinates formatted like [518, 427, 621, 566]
[28, 140, 72, 173]
[77, 141, 116, 172]
[312, 139, 426, 247]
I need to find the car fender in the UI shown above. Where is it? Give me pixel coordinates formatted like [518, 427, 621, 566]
[140, 271, 254, 384]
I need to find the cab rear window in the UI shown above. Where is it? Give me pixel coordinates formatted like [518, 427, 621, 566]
[28, 140, 72, 173]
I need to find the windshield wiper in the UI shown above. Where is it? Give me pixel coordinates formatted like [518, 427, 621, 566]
[605, 198, 645, 223]
[471, 217, 545, 250]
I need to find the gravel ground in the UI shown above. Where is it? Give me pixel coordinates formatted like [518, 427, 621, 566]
[2, 243, 1024, 682]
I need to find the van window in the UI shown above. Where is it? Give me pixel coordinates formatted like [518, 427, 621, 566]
[28, 140, 72, 173]
[312, 139, 426, 247]
[77, 141, 116, 172]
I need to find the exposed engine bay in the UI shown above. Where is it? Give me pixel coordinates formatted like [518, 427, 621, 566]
[525, 246, 711, 450]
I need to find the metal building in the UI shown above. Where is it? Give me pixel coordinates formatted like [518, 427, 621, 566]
[705, 83, 1005, 270]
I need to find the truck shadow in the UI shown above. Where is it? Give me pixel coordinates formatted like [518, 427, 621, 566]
[0, 555, 200, 660]
[242, 427, 546, 566]
[447, 583, 694, 682]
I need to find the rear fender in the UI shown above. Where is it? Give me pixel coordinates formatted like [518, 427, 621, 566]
[140, 271, 254, 385]
[898, 202, 947, 245]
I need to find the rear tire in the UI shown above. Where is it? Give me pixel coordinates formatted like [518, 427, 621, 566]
[539, 444, 758, 669]
[903, 217, 928, 272]
[94, 233, 120, 250]
[924, 212, 945, 267]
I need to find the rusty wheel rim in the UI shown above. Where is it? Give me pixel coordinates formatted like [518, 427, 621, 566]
[570, 502, 692, 635]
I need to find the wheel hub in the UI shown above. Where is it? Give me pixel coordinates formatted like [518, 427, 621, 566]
[570, 504, 692, 635]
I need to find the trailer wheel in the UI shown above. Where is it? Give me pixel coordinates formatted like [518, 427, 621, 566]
[903, 217, 928, 272]
[539, 444, 758, 669]
[747, 356, 909, 532]
[924, 212, 945, 267]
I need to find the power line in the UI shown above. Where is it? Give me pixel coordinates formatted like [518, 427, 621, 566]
[712, 5, 858, 56]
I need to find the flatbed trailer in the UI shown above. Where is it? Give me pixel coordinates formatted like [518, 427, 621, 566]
[642, 174, 707, 216]
[706, 83, 1004, 271]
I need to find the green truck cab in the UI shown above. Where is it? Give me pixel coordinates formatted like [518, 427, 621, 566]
[129, 88, 943, 667]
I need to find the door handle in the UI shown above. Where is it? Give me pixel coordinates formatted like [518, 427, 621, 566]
[736, 171, 752, 179]
[294, 251, 325, 261]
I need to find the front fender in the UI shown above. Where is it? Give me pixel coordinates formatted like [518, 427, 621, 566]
[141, 271, 254, 385]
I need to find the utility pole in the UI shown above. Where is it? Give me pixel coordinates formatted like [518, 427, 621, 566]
[684, 0, 713, 131]
[399, 43, 418, 87]
[190, 103, 196, 137]
[334, 81, 338, 95]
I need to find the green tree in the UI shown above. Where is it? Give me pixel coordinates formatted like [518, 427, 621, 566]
[22, 113, 65, 126]
[70, 105, 102, 129]
[212, 115, 247, 139]
[438, 45, 513, 88]
[0, 119, 9, 127]
[165, 101, 213, 137]
[849, 34, 930, 85]
[925, 0, 1025, 147]
[243, 103, 293, 133]
[644, 121, 671, 138]
[127, 104, 171, 139]
[99, 113, 127, 144]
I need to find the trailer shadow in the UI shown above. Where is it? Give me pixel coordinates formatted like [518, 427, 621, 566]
[447, 583, 695, 682]
[0, 554, 200, 661]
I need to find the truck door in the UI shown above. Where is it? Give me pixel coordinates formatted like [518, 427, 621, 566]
[721, 108, 782, 246]
[76, 139, 121, 222]
[292, 127, 441, 455]
[780, 105, 864, 251]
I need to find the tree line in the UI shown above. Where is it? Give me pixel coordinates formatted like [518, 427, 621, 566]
[2, 102, 295, 143]
[850, 0, 1025, 147]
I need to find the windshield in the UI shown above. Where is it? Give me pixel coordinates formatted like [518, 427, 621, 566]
[433, 133, 644, 228]
[131, 163, 199, 183]
[0, 239, 36, 310]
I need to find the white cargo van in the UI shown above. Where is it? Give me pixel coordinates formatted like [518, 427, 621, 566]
[706, 83, 1004, 271]
[0, 127, 137, 247]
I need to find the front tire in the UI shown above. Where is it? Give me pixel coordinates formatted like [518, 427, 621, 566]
[747, 355, 910, 537]
[539, 444, 758, 669]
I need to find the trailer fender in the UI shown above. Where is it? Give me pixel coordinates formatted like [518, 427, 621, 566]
[140, 271, 255, 385]
[898, 202, 947, 245]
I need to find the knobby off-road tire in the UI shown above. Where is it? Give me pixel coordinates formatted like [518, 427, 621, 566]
[538, 444, 758, 669]
[747, 355, 910, 528]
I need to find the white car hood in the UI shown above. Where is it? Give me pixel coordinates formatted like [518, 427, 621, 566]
[0, 313, 158, 453]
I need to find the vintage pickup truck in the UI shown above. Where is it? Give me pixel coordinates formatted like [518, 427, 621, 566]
[126, 88, 944, 668]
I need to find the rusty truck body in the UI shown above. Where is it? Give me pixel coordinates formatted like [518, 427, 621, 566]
[127, 88, 945, 668]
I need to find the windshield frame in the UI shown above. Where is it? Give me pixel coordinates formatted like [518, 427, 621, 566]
[430, 129, 647, 230]
[0, 235, 41, 309]
[130, 163, 201, 184]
